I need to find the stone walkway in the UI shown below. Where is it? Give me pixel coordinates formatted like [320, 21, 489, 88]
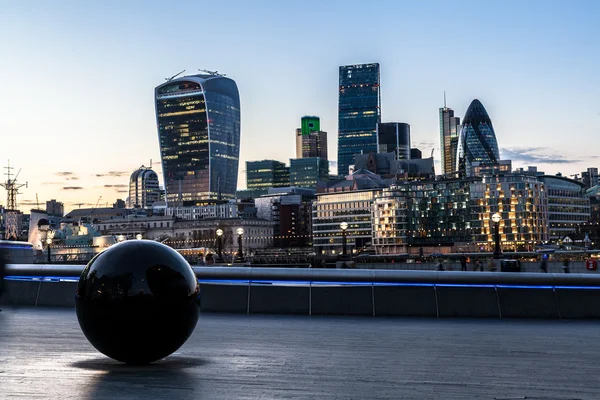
[1, 307, 599, 399]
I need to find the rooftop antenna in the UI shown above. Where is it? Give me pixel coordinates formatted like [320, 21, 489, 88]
[150, 159, 152, 169]
[198, 69, 226, 77]
[0, 160, 27, 240]
[443, 91, 447, 108]
[165, 70, 185, 82]
[0, 160, 27, 210]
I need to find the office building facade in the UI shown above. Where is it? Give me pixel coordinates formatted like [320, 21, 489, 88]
[439, 104, 461, 175]
[155, 73, 241, 205]
[290, 157, 329, 189]
[337, 63, 381, 176]
[457, 99, 499, 177]
[582, 167, 599, 188]
[295, 116, 327, 160]
[128, 165, 161, 209]
[538, 175, 590, 240]
[45, 200, 64, 217]
[245, 160, 290, 198]
[312, 189, 380, 254]
[372, 178, 477, 254]
[470, 174, 548, 250]
[255, 187, 315, 248]
[377, 122, 411, 160]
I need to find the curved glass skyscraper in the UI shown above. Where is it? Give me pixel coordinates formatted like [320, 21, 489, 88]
[155, 74, 240, 205]
[457, 99, 499, 176]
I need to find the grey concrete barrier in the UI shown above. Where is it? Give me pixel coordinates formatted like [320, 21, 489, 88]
[4, 265, 600, 318]
[436, 286, 500, 318]
[497, 287, 560, 319]
[373, 286, 437, 317]
[249, 284, 310, 315]
[199, 283, 248, 313]
[310, 285, 373, 316]
[554, 288, 600, 319]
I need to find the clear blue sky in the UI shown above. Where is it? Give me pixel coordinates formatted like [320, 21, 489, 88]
[1, 0, 599, 211]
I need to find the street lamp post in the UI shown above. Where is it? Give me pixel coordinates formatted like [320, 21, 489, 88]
[216, 229, 223, 263]
[492, 213, 502, 259]
[37, 219, 50, 263]
[340, 222, 348, 257]
[236, 228, 244, 262]
[46, 237, 52, 264]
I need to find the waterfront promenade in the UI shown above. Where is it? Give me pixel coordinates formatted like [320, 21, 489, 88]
[1, 307, 600, 399]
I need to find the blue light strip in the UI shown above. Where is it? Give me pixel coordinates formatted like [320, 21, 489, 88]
[5, 276, 600, 290]
[554, 285, 600, 290]
[4, 275, 80, 282]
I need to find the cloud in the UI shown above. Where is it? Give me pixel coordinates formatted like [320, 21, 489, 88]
[95, 171, 127, 177]
[65, 201, 94, 206]
[42, 182, 63, 185]
[55, 172, 80, 180]
[116, 190, 128, 194]
[412, 141, 435, 150]
[104, 184, 128, 188]
[500, 147, 575, 164]
[19, 199, 43, 206]
[63, 186, 84, 190]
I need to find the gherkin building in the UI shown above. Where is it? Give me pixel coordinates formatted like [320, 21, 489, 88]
[457, 99, 499, 176]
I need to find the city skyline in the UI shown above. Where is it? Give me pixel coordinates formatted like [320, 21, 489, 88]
[1, 0, 599, 212]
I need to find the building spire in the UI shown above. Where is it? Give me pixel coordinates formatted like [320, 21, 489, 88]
[443, 90, 447, 108]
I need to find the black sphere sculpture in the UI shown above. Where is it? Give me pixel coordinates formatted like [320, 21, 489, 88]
[76, 240, 200, 364]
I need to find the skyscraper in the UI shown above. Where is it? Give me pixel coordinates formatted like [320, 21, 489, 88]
[582, 167, 599, 188]
[245, 160, 290, 198]
[295, 116, 328, 160]
[457, 99, 499, 177]
[127, 165, 161, 209]
[337, 63, 381, 176]
[290, 157, 329, 189]
[377, 122, 411, 160]
[439, 94, 461, 175]
[155, 73, 240, 205]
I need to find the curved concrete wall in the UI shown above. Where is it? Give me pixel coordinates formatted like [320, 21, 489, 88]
[2, 265, 600, 319]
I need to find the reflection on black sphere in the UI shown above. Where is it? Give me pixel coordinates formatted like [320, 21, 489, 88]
[76, 240, 200, 364]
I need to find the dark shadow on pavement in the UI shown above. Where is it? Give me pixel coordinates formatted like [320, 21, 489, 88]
[71, 356, 208, 400]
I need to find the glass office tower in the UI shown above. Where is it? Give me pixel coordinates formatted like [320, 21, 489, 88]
[439, 105, 461, 175]
[376, 122, 411, 160]
[290, 157, 329, 189]
[337, 63, 381, 176]
[155, 73, 240, 205]
[245, 160, 290, 198]
[457, 99, 499, 177]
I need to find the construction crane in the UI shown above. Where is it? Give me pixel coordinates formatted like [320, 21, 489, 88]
[0, 161, 27, 210]
[87, 196, 102, 226]
[0, 161, 27, 240]
[165, 70, 185, 82]
[198, 69, 226, 77]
